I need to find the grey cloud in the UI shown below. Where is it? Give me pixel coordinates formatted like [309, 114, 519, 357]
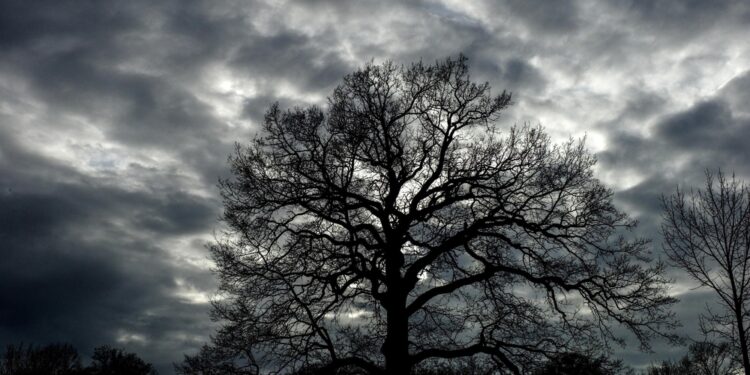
[595, 68, 750, 366]
[665, 99, 750, 171]
[656, 100, 734, 149]
[0, 127, 216, 373]
[0, 0, 247, 185]
[0, 1, 140, 51]
[25, 59, 220, 147]
[465, 53, 548, 95]
[599, 99, 750, 258]
[501, 0, 582, 34]
[133, 192, 217, 235]
[2, 0, 750, 373]
[616, 175, 671, 220]
[231, 30, 354, 94]
[616, 0, 746, 35]
[241, 94, 302, 125]
[497, 58, 548, 93]
[619, 90, 669, 121]
[600, 76, 750, 183]
[719, 70, 750, 113]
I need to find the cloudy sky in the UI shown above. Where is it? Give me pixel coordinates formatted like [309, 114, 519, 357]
[1, 0, 749, 372]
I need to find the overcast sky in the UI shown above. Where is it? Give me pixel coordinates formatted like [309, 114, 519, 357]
[1, 0, 749, 373]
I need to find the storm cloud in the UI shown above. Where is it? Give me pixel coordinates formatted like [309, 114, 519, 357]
[1, 0, 749, 372]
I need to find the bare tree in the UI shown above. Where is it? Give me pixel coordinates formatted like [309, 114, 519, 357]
[645, 341, 738, 375]
[532, 352, 629, 375]
[689, 342, 738, 375]
[183, 56, 678, 375]
[1, 343, 82, 375]
[88, 346, 158, 375]
[0, 343, 157, 375]
[662, 170, 750, 374]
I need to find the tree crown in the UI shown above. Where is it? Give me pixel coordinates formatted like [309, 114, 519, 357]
[193, 56, 678, 375]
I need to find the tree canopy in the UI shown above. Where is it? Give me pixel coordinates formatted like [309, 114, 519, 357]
[181, 56, 678, 375]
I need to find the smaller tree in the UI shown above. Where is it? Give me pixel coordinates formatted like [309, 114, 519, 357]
[532, 352, 628, 375]
[0, 343, 83, 375]
[661, 170, 750, 373]
[689, 342, 737, 375]
[646, 358, 692, 375]
[0, 343, 156, 375]
[645, 341, 738, 375]
[87, 346, 157, 375]
[175, 344, 256, 375]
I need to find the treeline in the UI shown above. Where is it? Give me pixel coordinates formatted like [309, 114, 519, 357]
[268, 342, 737, 375]
[0, 342, 156, 375]
[533, 342, 738, 375]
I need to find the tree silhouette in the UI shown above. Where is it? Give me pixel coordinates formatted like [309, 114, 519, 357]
[175, 344, 256, 375]
[531, 352, 627, 375]
[646, 341, 738, 375]
[184, 56, 677, 375]
[1, 343, 82, 375]
[88, 346, 157, 375]
[0, 343, 156, 375]
[687, 342, 738, 375]
[661, 171, 750, 374]
[287, 356, 495, 375]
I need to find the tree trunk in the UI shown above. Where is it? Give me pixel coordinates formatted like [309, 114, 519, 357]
[383, 239, 410, 375]
[383, 300, 410, 375]
[736, 310, 750, 375]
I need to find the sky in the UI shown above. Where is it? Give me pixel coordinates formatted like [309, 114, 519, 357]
[1, 0, 749, 373]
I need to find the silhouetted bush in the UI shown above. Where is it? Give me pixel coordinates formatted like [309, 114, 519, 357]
[87, 345, 157, 375]
[645, 342, 738, 375]
[532, 352, 628, 375]
[0, 343, 157, 375]
[0, 343, 82, 375]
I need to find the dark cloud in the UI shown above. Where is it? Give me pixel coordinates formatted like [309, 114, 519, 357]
[1, 0, 749, 372]
[719, 70, 750, 112]
[241, 94, 302, 125]
[616, 0, 746, 36]
[601, 85, 750, 183]
[600, 82, 750, 257]
[0, 125, 217, 373]
[596, 67, 750, 367]
[230, 29, 353, 94]
[501, 0, 582, 34]
[656, 100, 734, 148]
[468, 55, 548, 94]
[0, 1, 139, 50]
[498, 58, 547, 92]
